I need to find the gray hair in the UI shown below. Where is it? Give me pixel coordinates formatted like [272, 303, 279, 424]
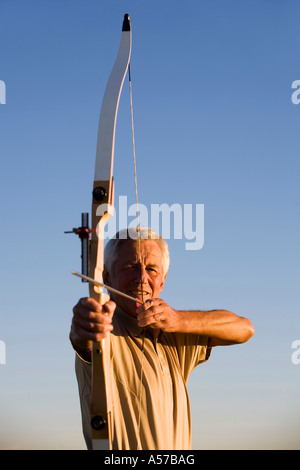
[104, 227, 170, 276]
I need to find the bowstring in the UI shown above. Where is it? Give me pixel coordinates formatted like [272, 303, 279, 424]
[128, 63, 145, 450]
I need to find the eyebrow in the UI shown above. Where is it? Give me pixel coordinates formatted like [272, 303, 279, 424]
[122, 260, 160, 269]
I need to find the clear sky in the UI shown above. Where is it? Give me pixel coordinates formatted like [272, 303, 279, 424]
[0, 0, 299, 450]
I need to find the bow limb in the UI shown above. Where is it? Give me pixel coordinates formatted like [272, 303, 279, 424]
[89, 14, 132, 450]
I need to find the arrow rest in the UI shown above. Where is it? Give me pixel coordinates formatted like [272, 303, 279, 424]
[65, 212, 91, 280]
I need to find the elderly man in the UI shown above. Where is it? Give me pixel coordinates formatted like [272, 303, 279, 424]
[70, 227, 254, 450]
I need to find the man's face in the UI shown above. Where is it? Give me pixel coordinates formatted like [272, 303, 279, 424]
[104, 239, 166, 316]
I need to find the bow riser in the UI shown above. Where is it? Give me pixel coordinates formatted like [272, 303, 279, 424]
[89, 192, 113, 448]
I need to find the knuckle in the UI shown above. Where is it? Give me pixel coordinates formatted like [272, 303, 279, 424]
[94, 332, 106, 341]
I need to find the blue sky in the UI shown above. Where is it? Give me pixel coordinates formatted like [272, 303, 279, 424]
[0, 0, 299, 449]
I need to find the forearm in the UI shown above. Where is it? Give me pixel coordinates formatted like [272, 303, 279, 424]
[175, 309, 255, 346]
[136, 300, 254, 346]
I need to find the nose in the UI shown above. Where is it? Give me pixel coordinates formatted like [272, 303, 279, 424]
[136, 263, 148, 284]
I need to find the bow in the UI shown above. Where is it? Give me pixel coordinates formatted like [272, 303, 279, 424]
[89, 13, 132, 450]
[67, 14, 132, 450]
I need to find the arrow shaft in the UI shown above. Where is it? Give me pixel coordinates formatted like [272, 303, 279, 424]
[72, 271, 143, 305]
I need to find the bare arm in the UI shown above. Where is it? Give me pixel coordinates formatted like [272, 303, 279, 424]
[136, 300, 254, 347]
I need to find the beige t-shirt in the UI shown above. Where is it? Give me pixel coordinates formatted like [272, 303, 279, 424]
[75, 307, 211, 450]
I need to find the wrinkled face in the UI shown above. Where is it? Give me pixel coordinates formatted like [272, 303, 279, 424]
[103, 239, 166, 316]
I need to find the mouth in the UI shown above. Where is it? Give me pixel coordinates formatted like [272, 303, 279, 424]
[129, 289, 151, 300]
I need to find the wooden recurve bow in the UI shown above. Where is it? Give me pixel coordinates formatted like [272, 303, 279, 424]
[67, 14, 132, 450]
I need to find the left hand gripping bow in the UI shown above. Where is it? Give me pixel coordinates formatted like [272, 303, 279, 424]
[67, 14, 132, 450]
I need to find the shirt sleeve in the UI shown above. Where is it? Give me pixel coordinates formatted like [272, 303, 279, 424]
[75, 355, 93, 450]
[170, 333, 212, 382]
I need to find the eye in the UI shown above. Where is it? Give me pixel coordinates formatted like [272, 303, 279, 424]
[124, 264, 136, 271]
[147, 265, 159, 274]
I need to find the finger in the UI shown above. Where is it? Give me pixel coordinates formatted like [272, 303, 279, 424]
[137, 300, 163, 322]
[73, 298, 116, 319]
[72, 322, 114, 342]
[137, 310, 165, 327]
[154, 313, 164, 322]
[73, 301, 115, 327]
[77, 297, 102, 312]
[135, 301, 148, 314]
[72, 309, 114, 340]
[72, 298, 116, 340]
[136, 299, 160, 316]
[80, 297, 116, 314]
[73, 312, 113, 331]
[100, 300, 116, 316]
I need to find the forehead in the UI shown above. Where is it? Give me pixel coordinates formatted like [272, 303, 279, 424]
[116, 239, 163, 264]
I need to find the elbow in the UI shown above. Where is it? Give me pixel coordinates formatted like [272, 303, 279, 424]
[241, 318, 255, 343]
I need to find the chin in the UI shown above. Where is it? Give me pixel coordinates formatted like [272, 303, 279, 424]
[116, 299, 138, 317]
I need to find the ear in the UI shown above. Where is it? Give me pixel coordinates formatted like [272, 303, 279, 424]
[159, 273, 167, 294]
